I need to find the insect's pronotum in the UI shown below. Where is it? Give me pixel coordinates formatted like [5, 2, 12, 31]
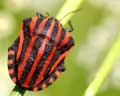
[8, 13, 74, 91]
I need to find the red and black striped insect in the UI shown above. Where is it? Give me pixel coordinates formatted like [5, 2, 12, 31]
[8, 13, 74, 91]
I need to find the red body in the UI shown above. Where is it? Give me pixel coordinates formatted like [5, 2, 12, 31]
[8, 14, 74, 91]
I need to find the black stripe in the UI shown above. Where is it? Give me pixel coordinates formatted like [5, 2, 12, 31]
[18, 18, 32, 65]
[23, 18, 32, 36]
[28, 41, 53, 86]
[60, 37, 74, 54]
[8, 64, 14, 69]
[44, 37, 74, 77]
[43, 60, 64, 82]
[49, 19, 59, 43]
[17, 35, 30, 65]
[57, 28, 66, 46]
[37, 85, 42, 90]
[8, 55, 14, 60]
[43, 28, 66, 76]
[8, 37, 19, 75]
[8, 37, 19, 82]
[37, 69, 60, 91]
[18, 18, 33, 65]
[10, 73, 16, 79]
[43, 49, 61, 79]
[19, 37, 43, 84]
[44, 37, 74, 76]
[19, 18, 53, 85]
[32, 17, 43, 35]
[28, 19, 59, 87]
[19, 17, 44, 84]
[8, 37, 19, 51]
[44, 34, 74, 76]
[8, 37, 19, 64]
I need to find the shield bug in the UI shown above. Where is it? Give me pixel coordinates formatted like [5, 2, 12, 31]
[8, 12, 74, 91]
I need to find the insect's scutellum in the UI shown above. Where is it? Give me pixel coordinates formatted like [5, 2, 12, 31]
[8, 13, 74, 91]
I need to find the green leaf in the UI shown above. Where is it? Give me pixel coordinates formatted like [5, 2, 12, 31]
[84, 32, 120, 96]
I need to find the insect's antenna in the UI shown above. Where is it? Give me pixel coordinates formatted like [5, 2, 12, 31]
[59, 8, 81, 21]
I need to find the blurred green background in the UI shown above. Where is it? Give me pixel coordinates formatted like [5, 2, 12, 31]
[0, 0, 120, 96]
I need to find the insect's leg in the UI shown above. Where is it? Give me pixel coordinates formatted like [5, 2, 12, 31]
[57, 60, 66, 72]
[32, 61, 64, 91]
[8, 38, 19, 83]
[66, 21, 74, 32]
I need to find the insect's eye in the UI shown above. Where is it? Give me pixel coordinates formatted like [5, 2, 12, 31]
[23, 18, 32, 37]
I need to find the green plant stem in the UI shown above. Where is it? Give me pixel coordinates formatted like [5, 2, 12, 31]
[56, 0, 83, 26]
[10, 85, 25, 96]
[9, 0, 83, 96]
[84, 32, 120, 96]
